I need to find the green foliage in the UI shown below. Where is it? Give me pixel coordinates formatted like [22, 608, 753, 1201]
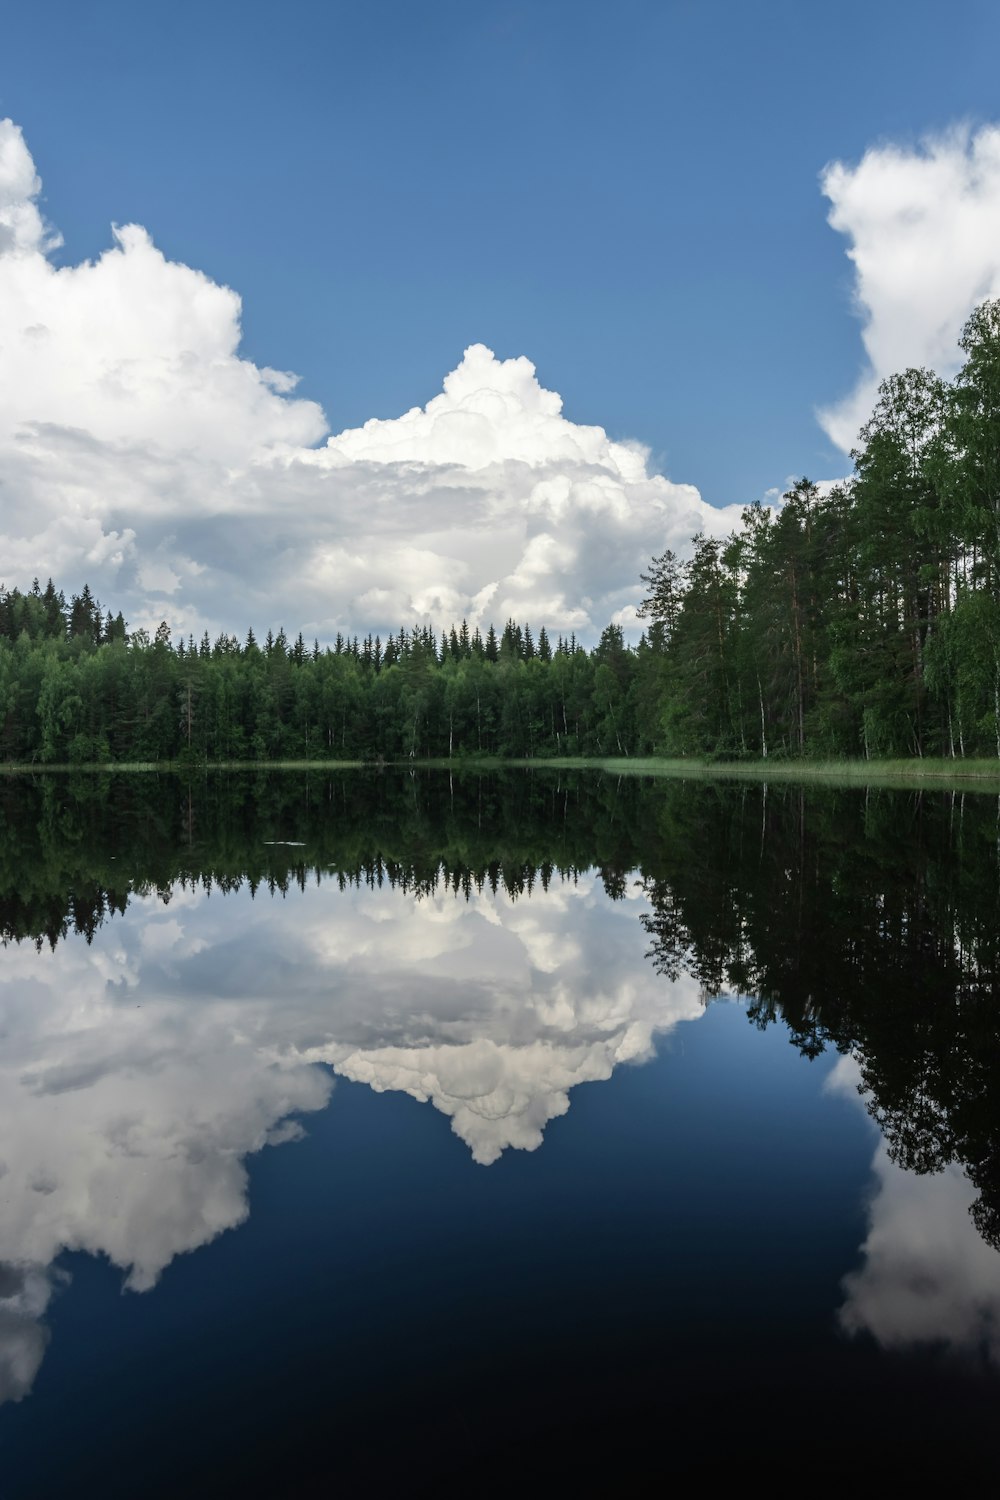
[0, 593, 647, 763]
[639, 302, 1000, 760]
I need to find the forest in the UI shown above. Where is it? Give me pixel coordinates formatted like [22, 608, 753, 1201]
[3, 300, 1000, 764]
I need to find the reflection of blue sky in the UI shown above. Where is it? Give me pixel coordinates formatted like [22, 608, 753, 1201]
[0, 871, 702, 1401]
[4, 877, 1000, 1409]
[828, 1056, 1000, 1364]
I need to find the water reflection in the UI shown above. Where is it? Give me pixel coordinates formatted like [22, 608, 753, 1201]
[0, 855, 702, 1401]
[0, 1263, 51, 1405]
[829, 1056, 1000, 1364]
[1, 769, 999, 1415]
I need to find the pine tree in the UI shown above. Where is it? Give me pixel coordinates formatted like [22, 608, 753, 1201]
[637, 549, 684, 642]
[41, 579, 65, 638]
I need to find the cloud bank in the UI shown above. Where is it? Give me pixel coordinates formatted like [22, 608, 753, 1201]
[820, 123, 1000, 451]
[0, 118, 741, 644]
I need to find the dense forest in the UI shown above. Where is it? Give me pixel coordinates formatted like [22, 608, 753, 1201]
[4, 301, 1000, 763]
[0, 581, 645, 762]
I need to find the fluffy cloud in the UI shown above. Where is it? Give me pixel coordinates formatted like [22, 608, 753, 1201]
[0, 118, 741, 645]
[820, 123, 1000, 451]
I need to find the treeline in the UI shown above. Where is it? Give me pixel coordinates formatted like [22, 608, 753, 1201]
[0, 579, 658, 761]
[5, 300, 1000, 764]
[644, 301, 1000, 759]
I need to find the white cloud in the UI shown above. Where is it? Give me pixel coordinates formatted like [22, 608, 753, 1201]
[0, 119, 57, 258]
[0, 117, 741, 644]
[820, 123, 1000, 451]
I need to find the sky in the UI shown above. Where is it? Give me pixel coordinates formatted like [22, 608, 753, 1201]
[3, 0, 1000, 643]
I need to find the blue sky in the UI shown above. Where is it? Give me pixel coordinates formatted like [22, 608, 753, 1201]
[3, 0, 1000, 639]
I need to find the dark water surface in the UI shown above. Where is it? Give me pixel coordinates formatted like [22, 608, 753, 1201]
[1, 770, 998, 1491]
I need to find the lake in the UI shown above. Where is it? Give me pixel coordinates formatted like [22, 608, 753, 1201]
[1, 769, 999, 1491]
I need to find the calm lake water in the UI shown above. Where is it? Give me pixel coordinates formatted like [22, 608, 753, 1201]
[1, 770, 999, 1491]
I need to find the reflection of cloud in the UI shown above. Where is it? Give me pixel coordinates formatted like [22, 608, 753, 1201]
[0, 116, 743, 644]
[840, 1147, 1000, 1362]
[333, 1025, 657, 1166]
[0, 919, 334, 1405]
[243, 876, 702, 1162]
[829, 1056, 1000, 1362]
[278, 877, 702, 1162]
[0, 868, 698, 1401]
[0, 1264, 53, 1405]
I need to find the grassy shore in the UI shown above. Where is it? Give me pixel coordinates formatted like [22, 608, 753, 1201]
[3, 753, 1000, 790]
[0, 759, 367, 775]
[433, 755, 1000, 789]
[567, 756, 1000, 788]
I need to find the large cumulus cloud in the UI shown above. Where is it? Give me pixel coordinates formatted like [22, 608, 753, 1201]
[0, 118, 741, 645]
[820, 123, 1000, 451]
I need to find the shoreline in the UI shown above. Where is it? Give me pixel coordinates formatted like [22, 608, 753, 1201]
[2, 754, 1000, 791]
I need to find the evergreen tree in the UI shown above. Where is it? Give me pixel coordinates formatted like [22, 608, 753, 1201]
[637, 548, 684, 641]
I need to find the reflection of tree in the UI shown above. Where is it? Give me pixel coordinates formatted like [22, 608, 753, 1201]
[638, 782, 1000, 1252]
[4, 770, 1000, 1250]
[0, 768, 658, 947]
